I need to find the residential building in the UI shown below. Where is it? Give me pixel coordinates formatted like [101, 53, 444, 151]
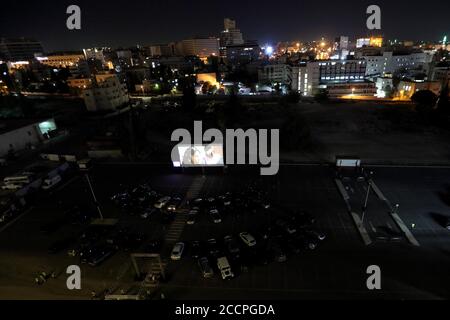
[361, 51, 431, 77]
[82, 74, 129, 112]
[258, 63, 292, 85]
[397, 80, 442, 99]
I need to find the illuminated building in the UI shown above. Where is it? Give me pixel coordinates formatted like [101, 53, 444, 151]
[67, 77, 93, 90]
[369, 37, 383, 48]
[296, 60, 368, 96]
[225, 41, 260, 65]
[0, 118, 57, 157]
[397, 80, 442, 99]
[220, 18, 245, 57]
[83, 48, 107, 65]
[37, 53, 84, 68]
[0, 37, 43, 61]
[181, 38, 220, 59]
[326, 82, 377, 98]
[356, 37, 383, 49]
[362, 51, 431, 77]
[82, 74, 129, 112]
[36, 53, 90, 77]
[258, 63, 292, 85]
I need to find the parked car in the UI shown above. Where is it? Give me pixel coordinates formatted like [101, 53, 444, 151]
[186, 213, 197, 225]
[167, 197, 182, 212]
[209, 209, 222, 224]
[154, 196, 171, 209]
[171, 242, 185, 260]
[42, 175, 62, 190]
[84, 245, 116, 267]
[294, 233, 318, 250]
[140, 208, 157, 219]
[207, 238, 221, 258]
[276, 219, 297, 235]
[217, 257, 234, 280]
[198, 257, 214, 278]
[191, 241, 202, 259]
[224, 235, 240, 259]
[269, 240, 287, 263]
[306, 230, 326, 241]
[239, 232, 256, 247]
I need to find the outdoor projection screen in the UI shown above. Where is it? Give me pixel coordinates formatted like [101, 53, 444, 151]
[173, 144, 224, 167]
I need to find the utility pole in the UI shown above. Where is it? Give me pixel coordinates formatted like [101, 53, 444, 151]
[361, 171, 374, 223]
[85, 173, 103, 220]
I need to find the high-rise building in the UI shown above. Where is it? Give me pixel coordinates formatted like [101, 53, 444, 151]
[0, 37, 43, 61]
[226, 41, 260, 66]
[220, 18, 244, 57]
[181, 38, 220, 58]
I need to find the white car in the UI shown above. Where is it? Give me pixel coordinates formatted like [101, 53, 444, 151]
[154, 196, 171, 209]
[239, 232, 256, 247]
[1, 183, 24, 190]
[170, 242, 185, 260]
[42, 175, 62, 190]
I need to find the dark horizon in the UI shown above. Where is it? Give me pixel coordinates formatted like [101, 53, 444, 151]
[1, 0, 449, 52]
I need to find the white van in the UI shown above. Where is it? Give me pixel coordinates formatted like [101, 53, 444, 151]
[42, 175, 62, 190]
[4, 175, 33, 185]
[217, 257, 234, 280]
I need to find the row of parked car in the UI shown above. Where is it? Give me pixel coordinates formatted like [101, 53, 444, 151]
[111, 183, 182, 219]
[169, 206, 326, 280]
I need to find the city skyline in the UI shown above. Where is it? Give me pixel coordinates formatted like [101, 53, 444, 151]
[2, 0, 449, 51]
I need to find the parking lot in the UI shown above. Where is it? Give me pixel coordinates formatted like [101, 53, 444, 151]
[0, 164, 449, 299]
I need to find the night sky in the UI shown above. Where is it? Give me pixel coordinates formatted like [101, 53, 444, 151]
[1, 0, 449, 52]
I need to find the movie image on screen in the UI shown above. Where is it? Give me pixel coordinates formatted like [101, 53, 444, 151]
[177, 144, 224, 167]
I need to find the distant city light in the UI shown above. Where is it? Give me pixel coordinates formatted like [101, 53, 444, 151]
[264, 46, 274, 56]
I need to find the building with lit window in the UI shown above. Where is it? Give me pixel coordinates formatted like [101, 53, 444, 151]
[220, 18, 245, 57]
[82, 74, 129, 112]
[35, 53, 90, 78]
[37, 53, 84, 68]
[0, 118, 57, 157]
[226, 41, 260, 66]
[258, 63, 292, 85]
[295, 60, 368, 96]
[181, 38, 220, 59]
[0, 37, 43, 61]
[361, 51, 432, 77]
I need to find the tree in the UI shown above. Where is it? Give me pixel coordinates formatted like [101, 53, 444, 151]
[436, 81, 450, 115]
[411, 90, 437, 115]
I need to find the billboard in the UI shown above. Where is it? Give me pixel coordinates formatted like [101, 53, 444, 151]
[173, 144, 224, 167]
